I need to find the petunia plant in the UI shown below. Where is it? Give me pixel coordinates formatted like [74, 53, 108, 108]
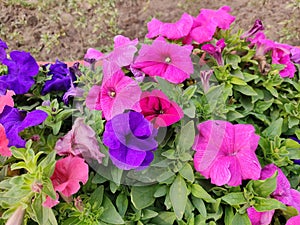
[0, 5, 300, 225]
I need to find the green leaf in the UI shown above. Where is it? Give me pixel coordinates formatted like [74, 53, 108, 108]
[253, 197, 287, 212]
[90, 185, 104, 208]
[224, 206, 234, 225]
[221, 192, 247, 206]
[179, 163, 194, 182]
[116, 192, 128, 217]
[169, 175, 188, 220]
[191, 196, 207, 218]
[191, 184, 216, 203]
[32, 194, 58, 225]
[142, 209, 158, 220]
[183, 85, 197, 101]
[262, 118, 283, 138]
[250, 171, 277, 197]
[230, 77, 247, 85]
[206, 84, 225, 113]
[151, 212, 177, 225]
[154, 185, 168, 198]
[226, 54, 241, 70]
[100, 196, 124, 224]
[177, 121, 195, 152]
[231, 213, 251, 225]
[233, 85, 257, 96]
[131, 185, 156, 210]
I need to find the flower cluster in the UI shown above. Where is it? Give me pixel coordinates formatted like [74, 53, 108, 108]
[0, 5, 300, 225]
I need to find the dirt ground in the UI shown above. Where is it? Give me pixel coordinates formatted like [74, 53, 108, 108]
[1, 0, 300, 61]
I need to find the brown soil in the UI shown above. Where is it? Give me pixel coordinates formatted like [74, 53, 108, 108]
[1, 0, 299, 61]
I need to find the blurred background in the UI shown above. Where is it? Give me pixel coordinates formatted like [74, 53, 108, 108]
[1, 0, 300, 61]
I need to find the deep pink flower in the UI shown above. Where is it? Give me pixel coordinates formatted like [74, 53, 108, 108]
[133, 39, 193, 84]
[43, 156, 88, 208]
[202, 39, 226, 66]
[0, 90, 14, 113]
[184, 6, 235, 44]
[92, 70, 141, 120]
[193, 120, 261, 186]
[247, 207, 274, 225]
[260, 164, 300, 213]
[286, 215, 300, 225]
[0, 124, 11, 157]
[55, 118, 105, 164]
[291, 47, 300, 64]
[139, 90, 184, 128]
[250, 32, 274, 56]
[146, 13, 193, 40]
[272, 43, 295, 78]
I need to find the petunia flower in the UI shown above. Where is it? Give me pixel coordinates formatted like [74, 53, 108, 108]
[55, 118, 105, 164]
[290, 47, 300, 64]
[0, 38, 8, 62]
[85, 85, 102, 110]
[0, 106, 48, 147]
[0, 124, 11, 157]
[0, 51, 39, 94]
[43, 155, 88, 208]
[0, 90, 14, 113]
[193, 120, 261, 186]
[246, 206, 274, 225]
[202, 39, 226, 66]
[199, 70, 213, 93]
[103, 111, 158, 170]
[146, 13, 194, 40]
[139, 90, 184, 128]
[286, 215, 300, 225]
[240, 19, 264, 39]
[90, 70, 142, 120]
[184, 6, 235, 44]
[250, 32, 274, 56]
[133, 39, 194, 84]
[260, 164, 300, 213]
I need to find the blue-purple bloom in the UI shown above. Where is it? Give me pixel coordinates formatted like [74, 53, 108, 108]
[0, 39, 8, 62]
[0, 106, 48, 147]
[103, 111, 158, 170]
[0, 51, 39, 94]
[42, 60, 76, 95]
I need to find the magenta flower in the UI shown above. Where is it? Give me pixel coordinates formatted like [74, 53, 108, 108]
[43, 155, 88, 208]
[0, 124, 11, 157]
[250, 32, 274, 56]
[286, 215, 300, 225]
[86, 70, 142, 120]
[193, 120, 261, 186]
[240, 19, 264, 39]
[202, 39, 226, 66]
[246, 207, 274, 225]
[139, 90, 184, 128]
[260, 164, 300, 213]
[291, 47, 300, 64]
[0, 90, 14, 113]
[55, 118, 105, 164]
[184, 6, 235, 44]
[133, 39, 193, 84]
[272, 43, 295, 78]
[146, 13, 193, 40]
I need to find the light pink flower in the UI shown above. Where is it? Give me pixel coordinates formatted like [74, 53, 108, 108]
[86, 85, 102, 110]
[193, 120, 261, 186]
[43, 156, 88, 208]
[139, 90, 184, 128]
[84, 48, 104, 61]
[146, 13, 193, 40]
[260, 164, 300, 213]
[133, 39, 193, 84]
[286, 215, 300, 225]
[55, 118, 105, 164]
[247, 207, 274, 225]
[0, 90, 14, 113]
[0, 123, 11, 157]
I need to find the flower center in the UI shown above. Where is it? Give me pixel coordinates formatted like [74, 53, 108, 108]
[159, 110, 164, 114]
[108, 89, 116, 98]
[165, 57, 171, 63]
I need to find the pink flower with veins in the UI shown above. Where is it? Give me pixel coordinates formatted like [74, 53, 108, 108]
[146, 13, 194, 40]
[43, 155, 88, 208]
[133, 39, 193, 84]
[0, 90, 14, 113]
[247, 207, 274, 225]
[55, 118, 105, 164]
[0, 123, 11, 156]
[139, 90, 184, 128]
[193, 120, 261, 186]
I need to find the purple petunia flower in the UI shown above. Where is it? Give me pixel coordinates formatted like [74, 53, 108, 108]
[0, 39, 8, 62]
[240, 19, 264, 39]
[103, 111, 158, 170]
[0, 51, 39, 94]
[290, 47, 300, 64]
[202, 39, 226, 66]
[42, 60, 76, 95]
[0, 106, 48, 147]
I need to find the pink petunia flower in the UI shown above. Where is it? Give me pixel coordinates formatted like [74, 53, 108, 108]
[0, 123, 11, 157]
[146, 13, 194, 40]
[133, 39, 193, 84]
[193, 120, 261, 186]
[184, 6, 235, 44]
[260, 164, 300, 213]
[250, 32, 274, 56]
[139, 90, 184, 128]
[247, 206, 274, 225]
[286, 215, 300, 225]
[0, 90, 14, 113]
[43, 155, 88, 208]
[55, 118, 105, 164]
[202, 39, 226, 66]
[86, 70, 142, 120]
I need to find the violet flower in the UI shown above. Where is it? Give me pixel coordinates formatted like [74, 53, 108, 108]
[103, 111, 158, 170]
[240, 19, 264, 39]
[0, 38, 8, 62]
[290, 47, 300, 64]
[0, 51, 39, 94]
[202, 39, 226, 66]
[199, 70, 213, 93]
[0, 106, 48, 147]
